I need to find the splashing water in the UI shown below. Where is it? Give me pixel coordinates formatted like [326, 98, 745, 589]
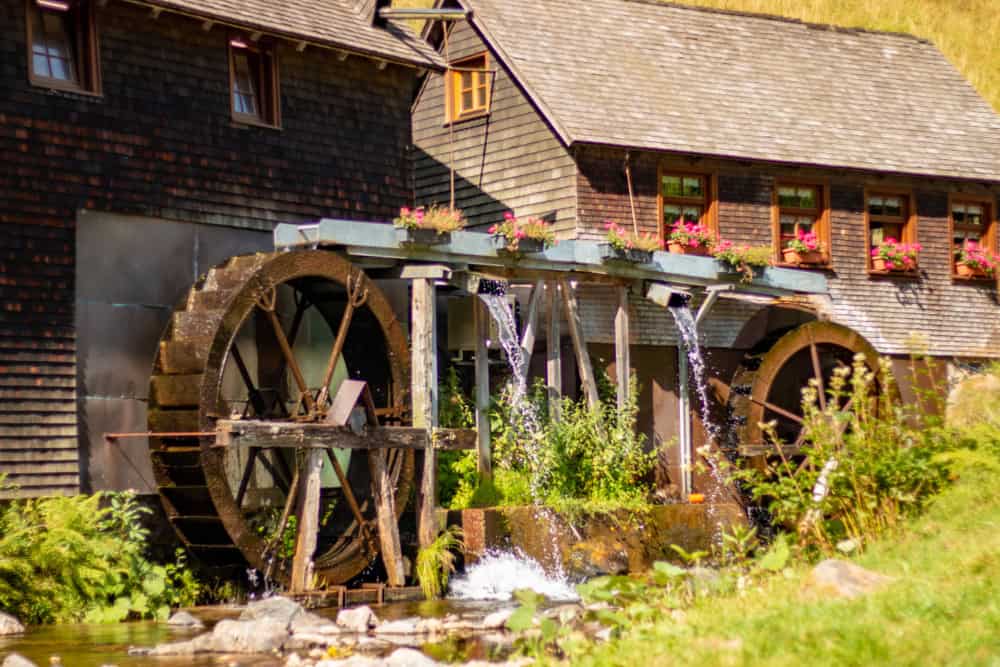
[449, 550, 578, 602]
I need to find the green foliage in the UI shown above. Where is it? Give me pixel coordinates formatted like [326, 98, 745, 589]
[415, 526, 463, 600]
[712, 242, 772, 283]
[730, 355, 951, 554]
[0, 492, 200, 624]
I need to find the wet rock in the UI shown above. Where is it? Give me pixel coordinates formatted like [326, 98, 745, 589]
[542, 604, 581, 625]
[0, 613, 25, 636]
[386, 648, 438, 666]
[147, 617, 289, 655]
[315, 657, 382, 667]
[240, 596, 306, 628]
[565, 540, 629, 578]
[336, 606, 379, 633]
[355, 637, 394, 655]
[2, 654, 37, 667]
[482, 608, 513, 630]
[414, 618, 444, 635]
[166, 610, 204, 629]
[804, 559, 893, 599]
[286, 612, 346, 650]
[373, 618, 420, 635]
[284, 653, 304, 667]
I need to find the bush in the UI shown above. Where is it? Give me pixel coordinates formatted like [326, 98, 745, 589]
[0, 490, 200, 624]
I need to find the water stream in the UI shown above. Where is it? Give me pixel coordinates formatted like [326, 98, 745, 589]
[449, 550, 578, 602]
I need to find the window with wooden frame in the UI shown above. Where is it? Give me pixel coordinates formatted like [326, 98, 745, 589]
[949, 195, 997, 278]
[773, 183, 831, 264]
[658, 170, 717, 239]
[446, 53, 490, 122]
[865, 190, 917, 269]
[26, 0, 100, 94]
[229, 37, 280, 128]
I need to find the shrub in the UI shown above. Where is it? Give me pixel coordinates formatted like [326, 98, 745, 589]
[415, 526, 463, 600]
[712, 241, 771, 283]
[393, 205, 467, 233]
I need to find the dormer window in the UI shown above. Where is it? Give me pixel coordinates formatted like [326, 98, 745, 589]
[447, 53, 491, 122]
[27, 0, 100, 94]
[229, 37, 280, 128]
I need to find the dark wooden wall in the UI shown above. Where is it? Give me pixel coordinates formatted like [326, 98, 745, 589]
[411, 20, 577, 235]
[0, 0, 417, 496]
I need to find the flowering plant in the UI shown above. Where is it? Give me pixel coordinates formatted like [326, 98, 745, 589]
[604, 221, 664, 252]
[712, 240, 772, 284]
[785, 229, 823, 254]
[955, 240, 998, 277]
[870, 238, 921, 271]
[667, 217, 714, 250]
[489, 212, 556, 252]
[393, 205, 466, 233]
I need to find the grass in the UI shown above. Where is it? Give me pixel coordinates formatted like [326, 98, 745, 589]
[392, 0, 1000, 112]
[563, 447, 1000, 666]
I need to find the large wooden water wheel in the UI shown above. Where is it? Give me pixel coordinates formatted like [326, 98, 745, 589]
[715, 321, 881, 457]
[148, 250, 413, 586]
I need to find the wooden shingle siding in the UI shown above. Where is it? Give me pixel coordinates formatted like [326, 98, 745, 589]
[0, 0, 418, 496]
[412, 20, 577, 235]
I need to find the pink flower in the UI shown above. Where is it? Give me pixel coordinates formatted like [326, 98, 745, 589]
[504, 212, 514, 221]
[488, 225, 498, 234]
[400, 207, 410, 216]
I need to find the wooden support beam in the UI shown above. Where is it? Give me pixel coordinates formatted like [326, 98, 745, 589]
[615, 286, 631, 412]
[290, 450, 323, 593]
[517, 280, 544, 385]
[546, 282, 562, 419]
[215, 421, 476, 451]
[412, 278, 439, 548]
[474, 298, 491, 479]
[559, 279, 599, 408]
[369, 450, 404, 586]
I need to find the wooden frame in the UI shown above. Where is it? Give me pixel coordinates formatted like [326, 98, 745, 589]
[771, 180, 832, 267]
[445, 52, 491, 123]
[228, 36, 281, 128]
[863, 187, 918, 274]
[948, 192, 998, 281]
[25, 0, 101, 96]
[656, 165, 719, 242]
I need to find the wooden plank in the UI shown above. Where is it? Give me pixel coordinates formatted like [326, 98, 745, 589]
[150, 375, 202, 408]
[615, 286, 631, 412]
[474, 298, 491, 478]
[369, 449, 405, 587]
[0, 449, 78, 462]
[559, 279, 599, 408]
[290, 449, 323, 593]
[411, 278, 439, 548]
[546, 281, 561, 419]
[214, 421, 476, 451]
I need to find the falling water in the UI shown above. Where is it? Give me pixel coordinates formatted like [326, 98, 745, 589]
[449, 550, 578, 602]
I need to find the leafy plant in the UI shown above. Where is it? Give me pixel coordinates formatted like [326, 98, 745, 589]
[784, 228, 823, 253]
[871, 237, 922, 270]
[489, 211, 556, 252]
[667, 217, 714, 250]
[603, 220, 664, 252]
[415, 526, 464, 600]
[393, 205, 466, 233]
[954, 239, 998, 276]
[712, 241, 772, 283]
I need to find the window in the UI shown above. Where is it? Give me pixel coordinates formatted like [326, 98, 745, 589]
[774, 183, 830, 263]
[865, 190, 916, 268]
[229, 37, 280, 127]
[26, 0, 100, 94]
[659, 171, 717, 239]
[447, 53, 490, 121]
[950, 195, 997, 277]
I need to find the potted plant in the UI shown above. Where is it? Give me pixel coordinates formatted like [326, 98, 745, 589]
[599, 221, 663, 264]
[489, 212, 556, 255]
[782, 229, 825, 265]
[667, 217, 714, 256]
[954, 240, 998, 278]
[393, 205, 466, 245]
[871, 238, 922, 273]
[712, 241, 772, 284]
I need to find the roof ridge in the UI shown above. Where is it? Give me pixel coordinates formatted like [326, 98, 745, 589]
[622, 0, 932, 45]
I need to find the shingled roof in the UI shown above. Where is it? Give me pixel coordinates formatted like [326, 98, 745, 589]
[460, 0, 1000, 182]
[139, 0, 442, 68]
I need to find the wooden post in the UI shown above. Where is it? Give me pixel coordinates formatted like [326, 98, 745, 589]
[474, 298, 492, 479]
[517, 280, 544, 385]
[546, 282, 562, 419]
[559, 279, 600, 408]
[368, 450, 405, 587]
[615, 285, 631, 412]
[290, 449, 324, 593]
[412, 278, 439, 548]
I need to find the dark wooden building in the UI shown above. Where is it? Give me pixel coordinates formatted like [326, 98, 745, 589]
[0, 0, 441, 497]
[413, 0, 1000, 492]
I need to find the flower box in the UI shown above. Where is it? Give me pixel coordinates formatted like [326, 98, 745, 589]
[492, 235, 546, 255]
[782, 248, 824, 265]
[598, 243, 654, 265]
[872, 257, 918, 273]
[395, 227, 451, 247]
[956, 262, 987, 278]
[668, 241, 710, 257]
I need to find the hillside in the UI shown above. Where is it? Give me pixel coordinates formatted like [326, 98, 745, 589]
[393, 0, 1000, 112]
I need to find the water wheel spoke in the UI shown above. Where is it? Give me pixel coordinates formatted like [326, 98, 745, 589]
[326, 448, 368, 530]
[316, 272, 369, 409]
[265, 460, 301, 561]
[257, 289, 316, 414]
[809, 339, 827, 411]
[234, 447, 260, 508]
[748, 395, 805, 425]
[255, 450, 291, 494]
[231, 345, 268, 416]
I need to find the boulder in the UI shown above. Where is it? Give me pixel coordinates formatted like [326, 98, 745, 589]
[336, 606, 379, 633]
[482, 608, 514, 630]
[166, 610, 204, 629]
[147, 617, 289, 655]
[2, 654, 37, 667]
[373, 619, 420, 636]
[804, 559, 893, 599]
[0, 613, 25, 636]
[386, 648, 438, 666]
[565, 540, 629, 579]
[240, 596, 306, 628]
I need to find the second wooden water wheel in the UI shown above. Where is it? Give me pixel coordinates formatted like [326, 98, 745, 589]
[147, 250, 414, 587]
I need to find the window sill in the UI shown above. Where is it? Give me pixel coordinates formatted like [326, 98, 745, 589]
[29, 77, 102, 99]
[775, 261, 832, 271]
[867, 268, 922, 280]
[444, 110, 491, 127]
[952, 274, 996, 284]
[231, 114, 282, 131]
